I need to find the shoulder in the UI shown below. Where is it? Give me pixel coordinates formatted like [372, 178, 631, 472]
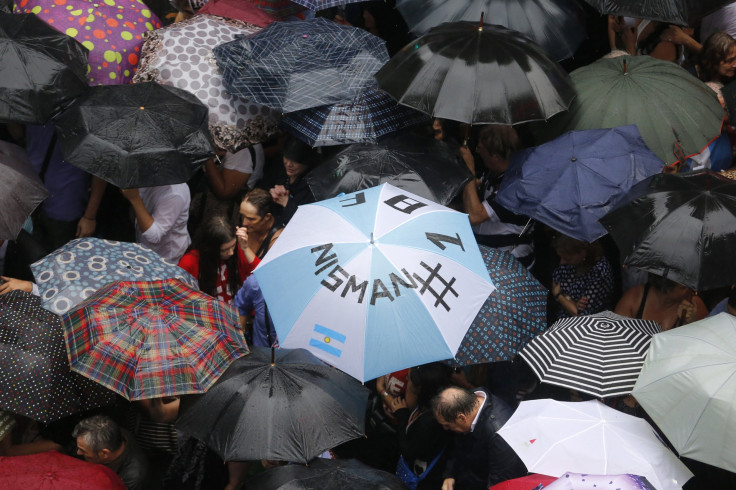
[178, 250, 199, 272]
[615, 284, 644, 316]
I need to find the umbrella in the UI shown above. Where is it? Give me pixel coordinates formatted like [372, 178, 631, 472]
[254, 183, 494, 382]
[281, 84, 429, 148]
[0, 451, 126, 489]
[198, 0, 278, 27]
[519, 311, 662, 398]
[489, 474, 557, 490]
[0, 140, 48, 240]
[176, 347, 370, 463]
[54, 82, 215, 189]
[0, 290, 116, 423]
[15, 0, 162, 86]
[543, 472, 656, 490]
[61, 278, 249, 400]
[304, 135, 471, 206]
[250, 0, 304, 18]
[290, 0, 363, 10]
[214, 17, 390, 113]
[30, 237, 198, 315]
[581, 0, 732, 27]
[374, 21, 575, 125]
[497, 399, 694, 490]
[632, 313, 736, 473]
[246, 458, 407, 489]
[453, 245, 547, 366]
[0, 12, 88, 124]
[539, 55, 724, 165]
[133, 14, 279, 153]
[396, 0, 587, 61]
[599, 170, 736, 291]
[495, 126, 665, 243]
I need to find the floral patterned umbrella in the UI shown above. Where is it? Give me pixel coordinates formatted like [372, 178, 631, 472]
[134, 14, 279, 152]
[14, 0, 162, 85]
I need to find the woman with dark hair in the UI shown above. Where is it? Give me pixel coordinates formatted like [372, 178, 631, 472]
[698, 31, 736, 107]
[269, 137, 319, 228]
[238, 188, 282, 262]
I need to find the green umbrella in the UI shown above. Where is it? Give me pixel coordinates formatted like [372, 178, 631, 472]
[537, 55, 724, 165]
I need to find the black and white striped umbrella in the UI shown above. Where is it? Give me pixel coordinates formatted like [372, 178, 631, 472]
[519, 311, 662, 398]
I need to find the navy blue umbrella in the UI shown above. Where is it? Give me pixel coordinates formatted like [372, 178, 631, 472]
[496, 125, 665, 243]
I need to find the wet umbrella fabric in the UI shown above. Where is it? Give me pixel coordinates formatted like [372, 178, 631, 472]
[375, 21, 575, 124]
[214, 17, 389, 112]
[54, 82, 215, 189]
[396, 0, 587, 61]
[599, 170, 736, 291]
[305, 136, 471, 206]
[247, 458, 407, 489]
[62, 278, 248, 401]
[30, 237, 198, 315]
[0, 451, 126, 489]
[489, 474, 557, 490]
[0, 12, 88, 124]
[0, 140, 48, 240]
[176, 347, 370, 464]
[250, 0, 304, 18]
[543, 472, 656, 490]
[496, 125, 665, 243]
[198, 0, 278, 27]
[581, 0, 731, 26]
[0, 290, 116, 424]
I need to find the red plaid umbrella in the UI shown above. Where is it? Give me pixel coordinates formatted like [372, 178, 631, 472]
[61, 278, 249, 400]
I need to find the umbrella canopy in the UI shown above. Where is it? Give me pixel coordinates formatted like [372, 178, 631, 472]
[62, 278, 249, 400]
[0, 140, 48, 240]
[396, 0, 586, 61]
[539, 55, 724, 165]
[0, 451, 126, 489]
[214, 17, 390, 113]
[581, 0, 731, 26]
[281, 85, 429, 148]
[198, 0, 278, 27]
[489, 474, 557, 490]
[519, 311, 662, 398]
[246, 457, 407, 489]
[632, 313, 736, 473]
[305, 135, 471, 206]
[15, 0, 161, 86]
[0, 290, 116, 423]
[133, 14, 279, 153]
[497, 399, 694, 489]
[599, 170, 736, 291]
[453, 245, 547, 366]
[543, 472, 656, 490]
[496, 125, 665, 243]
[176, 347, 370, 463]
[375, 21, 575, 124]
[253, 183, 494, 382]
[250, 0, 304, 18]
[30, 237, 198, 315]
[54, 82, 215, 188]
[0, 12, 88, 124]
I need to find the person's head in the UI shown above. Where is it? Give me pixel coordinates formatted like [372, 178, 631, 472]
[282, 136, 319, 183]
[73, 415, 123, 464]
[700, 31, 736, 82]
[648, 273, 693, 302]
[196, 215, 236, 261]
[551, 234, 603, 268]
[476, 125, 521, 174]
[430, 386, 480, 433]
[240, 188, 276, 234]
[409, 362, 452, 410]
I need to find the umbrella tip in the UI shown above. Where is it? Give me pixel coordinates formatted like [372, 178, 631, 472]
[478, 12, 484, 31]
[622, 60, 628, 75]
[139, 106, 145, 110]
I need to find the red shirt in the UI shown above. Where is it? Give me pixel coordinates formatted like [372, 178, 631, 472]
[178, 245, 260, 304]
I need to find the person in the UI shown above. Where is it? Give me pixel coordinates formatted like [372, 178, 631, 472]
[431, 386, 527, 490]
[238, 188, 282, 262]
[0, 411, 63, 456]
[707, 287, 736, 317]
[615, 273, 708, 329]
[697, 31, 736, 107]
[73, 415, 151, 490]
[204, 145, 265, 201]
[269, 137, 319, 228]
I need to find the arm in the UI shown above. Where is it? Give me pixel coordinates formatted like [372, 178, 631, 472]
[76, 176, 107, 238]
[0, 276, 34, 296]
[121, 188, 155, 234]
[615, 285, 643, 317]
[462, 180, 490, 226]
[235, 230, 261, 273]
[224, 462, 250, 490]
[124, 188, 188, 244]
[204, 156, 251, 200]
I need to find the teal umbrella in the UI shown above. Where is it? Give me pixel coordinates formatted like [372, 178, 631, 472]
[537, 55, 724, 165]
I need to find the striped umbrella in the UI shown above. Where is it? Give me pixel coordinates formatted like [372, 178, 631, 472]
[519, 311, 662, 398]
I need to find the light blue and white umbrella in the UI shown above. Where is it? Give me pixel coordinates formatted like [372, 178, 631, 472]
[254, 183, 494, 381]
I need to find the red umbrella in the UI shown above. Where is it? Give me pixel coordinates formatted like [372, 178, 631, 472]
[489, 474, 557, 490]
[198, 0, 277, 27]
[0, 451, 126, 489]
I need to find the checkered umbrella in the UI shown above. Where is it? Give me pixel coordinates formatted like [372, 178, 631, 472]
[0, 290, 116, 423]
[519, 311, 662, 398]
[281, 85, 429, 147]
[291, 0, 364, 10]
[61, 278, 249, 400]
[214, 17, 390, 113]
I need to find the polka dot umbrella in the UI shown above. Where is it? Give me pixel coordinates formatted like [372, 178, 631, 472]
[14, 0, 162, 85]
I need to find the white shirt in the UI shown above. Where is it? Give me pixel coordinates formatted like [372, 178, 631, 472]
[137, 184, 191, 263]
[470, 391, 488, 433]
[222, 144, 265, 190]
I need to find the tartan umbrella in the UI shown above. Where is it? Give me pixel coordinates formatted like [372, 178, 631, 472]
[0, 140, 48, 240]
[0, 290, 116, 423]
[30, 237, 197, 315]
[214, 17, 390, 113]
[519, 311, 662, 398]
[61, 278, 249, 401]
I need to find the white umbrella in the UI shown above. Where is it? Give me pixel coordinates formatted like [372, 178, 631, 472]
[632, 313, 736, 473]
[497, 399, 693, 490]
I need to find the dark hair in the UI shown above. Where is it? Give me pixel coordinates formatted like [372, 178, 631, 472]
[551, 234, 604, 269]
[727, 288, 736, 309]
[409, 362, 452, 410]
[282, 136, 320, 168]
[72, 415, 123, 453]
[699, 31, 736, 82]
[430, 386, 477, 422]
[477, 125, 521, 160]
[194, 215, 239, 298]
[647, 273, 685, 294]
[242, 188, 276, 218]
[637, 22, 669, 56]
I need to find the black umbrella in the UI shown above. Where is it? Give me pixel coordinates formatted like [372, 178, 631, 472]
[305, 135, 472, 205]
[0, 290, 116, 424]
[600, 170, 736, 291]
[0, 140, 48, 240]
[375, 21, 575, 124]
[0, 12, 89, 124]
[175, 347, 370, 464]
[582, 0, 731, 26]
[54, 82, 215, 188]
[246, 458, 407, 490]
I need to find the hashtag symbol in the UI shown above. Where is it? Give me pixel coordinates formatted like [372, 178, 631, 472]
[413, 262, 458, 311]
